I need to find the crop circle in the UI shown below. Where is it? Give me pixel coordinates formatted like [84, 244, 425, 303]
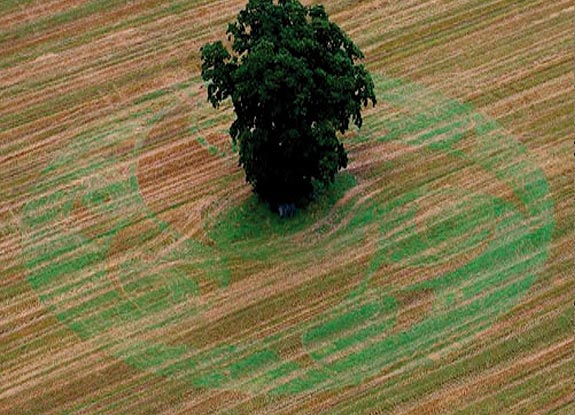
[21, 75, 553, 394]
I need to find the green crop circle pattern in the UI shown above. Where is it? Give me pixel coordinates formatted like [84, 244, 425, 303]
[21, 75, 554, 394]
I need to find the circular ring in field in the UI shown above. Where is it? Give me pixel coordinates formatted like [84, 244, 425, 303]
[20, 75, 554, 395]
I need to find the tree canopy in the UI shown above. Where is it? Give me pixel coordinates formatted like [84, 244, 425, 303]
[200, 0, 376, 211]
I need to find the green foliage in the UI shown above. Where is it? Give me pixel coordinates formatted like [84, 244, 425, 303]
[200, 0, 375, 208]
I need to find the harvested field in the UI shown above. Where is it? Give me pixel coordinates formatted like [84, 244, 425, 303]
[0, 1, 572, 414]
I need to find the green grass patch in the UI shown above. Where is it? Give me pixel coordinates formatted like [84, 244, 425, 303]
[211, 172, 356, 245]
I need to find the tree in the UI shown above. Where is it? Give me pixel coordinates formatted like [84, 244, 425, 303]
[200, 0, 376, 212]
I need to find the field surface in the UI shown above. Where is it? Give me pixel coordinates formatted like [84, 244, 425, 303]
[1, 1, 573, 414]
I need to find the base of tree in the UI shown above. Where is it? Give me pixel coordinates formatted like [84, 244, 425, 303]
[254, 174, 343, 217]
[210, 173, 357, 243]
[253, 177, 314, 213]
